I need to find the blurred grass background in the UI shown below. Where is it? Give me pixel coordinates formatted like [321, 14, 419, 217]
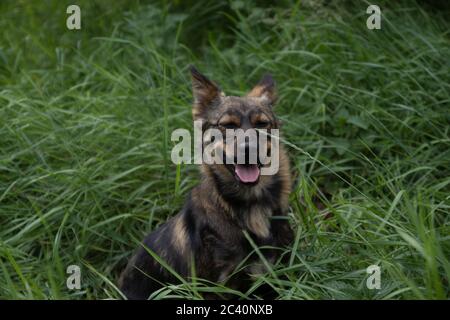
[0, 0, 449, 299]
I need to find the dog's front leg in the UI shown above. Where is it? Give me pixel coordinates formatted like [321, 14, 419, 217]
[271, 218, 294, 251]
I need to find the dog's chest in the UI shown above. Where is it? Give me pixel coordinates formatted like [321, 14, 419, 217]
[213, 206, 277, 283]
[237, 205, 273, 239]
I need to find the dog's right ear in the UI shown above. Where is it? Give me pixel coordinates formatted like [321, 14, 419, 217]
[247, 74, 276, 106]
[190, 65, 222, 119]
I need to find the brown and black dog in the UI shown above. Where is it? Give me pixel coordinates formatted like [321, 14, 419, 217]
[119, 66, 293, 299]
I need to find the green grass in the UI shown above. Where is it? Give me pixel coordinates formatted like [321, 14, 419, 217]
[0, 0, 449, 299]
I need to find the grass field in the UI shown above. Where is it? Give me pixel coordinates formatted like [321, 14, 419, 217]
[0, 0, 449, 299]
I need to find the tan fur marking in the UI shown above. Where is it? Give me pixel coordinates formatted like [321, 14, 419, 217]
[246, 74, 276, 104]
[246, 206, 271, 238]
[247, 85, 266, 98]
[172, 217, 187, 255]
[251, 112, 270, 124]
[219, 114, 241, 127]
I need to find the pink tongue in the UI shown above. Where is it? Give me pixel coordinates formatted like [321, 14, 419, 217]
[235, 164, 260, 183]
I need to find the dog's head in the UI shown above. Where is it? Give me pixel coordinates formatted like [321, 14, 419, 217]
[190, 66, 281, 193]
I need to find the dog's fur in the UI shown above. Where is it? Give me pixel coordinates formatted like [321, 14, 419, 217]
[119, 66, 293, 299]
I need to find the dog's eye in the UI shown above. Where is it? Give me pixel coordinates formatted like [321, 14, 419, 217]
[255, 121, 270, 128]
[220, 123, 239, 129]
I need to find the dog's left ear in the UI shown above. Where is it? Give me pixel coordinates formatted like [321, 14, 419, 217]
[190, 65, 223, 120]
[247, 74, 276, 106]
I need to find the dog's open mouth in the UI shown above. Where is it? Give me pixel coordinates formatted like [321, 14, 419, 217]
[234, 164, 260, 184]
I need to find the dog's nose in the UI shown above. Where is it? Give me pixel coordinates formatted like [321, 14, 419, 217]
[237, 141, 258, 164]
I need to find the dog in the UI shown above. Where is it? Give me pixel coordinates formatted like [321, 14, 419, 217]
[118, 66, 293, 299]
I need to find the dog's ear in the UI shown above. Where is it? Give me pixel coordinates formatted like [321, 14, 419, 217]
[247, 74, 276, 106]
[190, 65, 223, 119]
